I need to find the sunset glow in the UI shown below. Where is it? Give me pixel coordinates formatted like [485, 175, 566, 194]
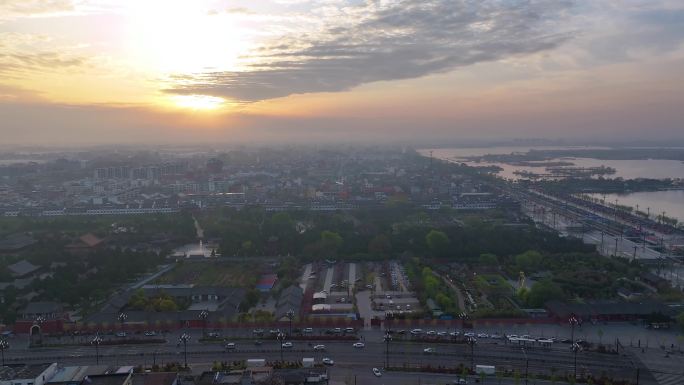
[170, 94, 226, 111]
[0, 0, 683, 144]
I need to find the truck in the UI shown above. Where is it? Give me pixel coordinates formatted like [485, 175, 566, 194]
[246, 359, 266, 368]
[475, 365, 495, 375]
[302, 358, 315, 368]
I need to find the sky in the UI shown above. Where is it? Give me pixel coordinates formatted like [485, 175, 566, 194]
[0, 0, 683, 146]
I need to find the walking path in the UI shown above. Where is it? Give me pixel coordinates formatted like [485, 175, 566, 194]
[432, 271, 466, 312]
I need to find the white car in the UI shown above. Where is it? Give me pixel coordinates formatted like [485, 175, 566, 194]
[313, 344, 326, 351]
[282, 342, 293, 348]
[453, 378, 468, 384]
[423, 347, 436, 354]
[464, 332, 476, 337]
[449, 331, 460, 337]
[410, 329, 423, 335]
[372, 368, 382, 377]
[322, 357, 334, 366]
[437, 331, 447, 337]
[225, 342, 236, 349]
[490, 333, 502, 339]
[477, 333, 489, 338]
[353, 342, 365, 348]
[303, 327, 313, 333]
[426, 330, 437, 336]
[144, 331, 156, 337]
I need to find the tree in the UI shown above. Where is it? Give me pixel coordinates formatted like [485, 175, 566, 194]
[368, 234, 391, 256]
[426, 229, 450, 257]
[515, 250, 543, 272]
[526, 279, 564, 307]
[676, 312, 684, 331]
[479, 253, 499, 266]
[320, 230, 343, 256]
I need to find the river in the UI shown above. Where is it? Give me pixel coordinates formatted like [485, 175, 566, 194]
[588, 190, 684, 224]
[421, 146, 684, 224]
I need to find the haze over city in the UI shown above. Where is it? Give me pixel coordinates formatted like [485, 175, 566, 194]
[1, 0, 683, 145]
[3, 2, 684, 385]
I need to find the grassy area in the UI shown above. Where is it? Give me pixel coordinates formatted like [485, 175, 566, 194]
[154, 261, 260, 287]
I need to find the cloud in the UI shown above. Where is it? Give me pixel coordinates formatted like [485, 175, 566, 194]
[166, 0, 576, 102]
[0, 33, 88, 77]
[0, 51, 86, 76]
[0, 0, 78, 20]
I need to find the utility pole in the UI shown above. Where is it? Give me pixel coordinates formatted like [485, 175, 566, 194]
[614, 237, 619, 256]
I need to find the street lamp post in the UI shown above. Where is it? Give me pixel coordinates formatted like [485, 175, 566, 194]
[0, 339, 8, 366]
[286, 309, 295, 337]
[277, 332, 286, 362]
[521, 348, 529, 385]
[91, 334, 103, 365]
[178, 333, 190, 368]
[467, 336, 477, 372]
[383, 329, 392, 369]
[33, 315, 45, 345]
[569, 315, 579, 380]
[199, 310, 209, 337]
[118, 312, 128, 333]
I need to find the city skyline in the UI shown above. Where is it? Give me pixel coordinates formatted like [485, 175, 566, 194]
[1, 0, 683, 145]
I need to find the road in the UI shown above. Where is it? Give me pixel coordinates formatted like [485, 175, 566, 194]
[3, 330, 648, 384]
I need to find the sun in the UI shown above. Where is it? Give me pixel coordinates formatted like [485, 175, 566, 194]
[121, 1, 251, 109]
[171, 95, 226, 111]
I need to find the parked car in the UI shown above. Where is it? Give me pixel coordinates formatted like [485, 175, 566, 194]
[208, 332, 221, 338]
[345, 327, 355, 333]
[116, 332, 127, 338]
[144, 331, 156, 337]
[410, 329, 423, 335]
[303, 327, 314, 333]
[281, 342, 293, 348]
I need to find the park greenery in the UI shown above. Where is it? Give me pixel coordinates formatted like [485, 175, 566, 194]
[127, 288, 182, 312]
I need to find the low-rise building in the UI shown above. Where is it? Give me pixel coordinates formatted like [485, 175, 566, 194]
[0, 363, 58, 385]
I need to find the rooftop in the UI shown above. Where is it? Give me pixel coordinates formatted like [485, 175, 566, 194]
[7, 260, 40, 277]
[0, 363, 55, 381]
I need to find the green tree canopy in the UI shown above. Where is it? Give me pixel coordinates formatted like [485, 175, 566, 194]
[526, 279, 564, 307]
[426, 229, 450, 257]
